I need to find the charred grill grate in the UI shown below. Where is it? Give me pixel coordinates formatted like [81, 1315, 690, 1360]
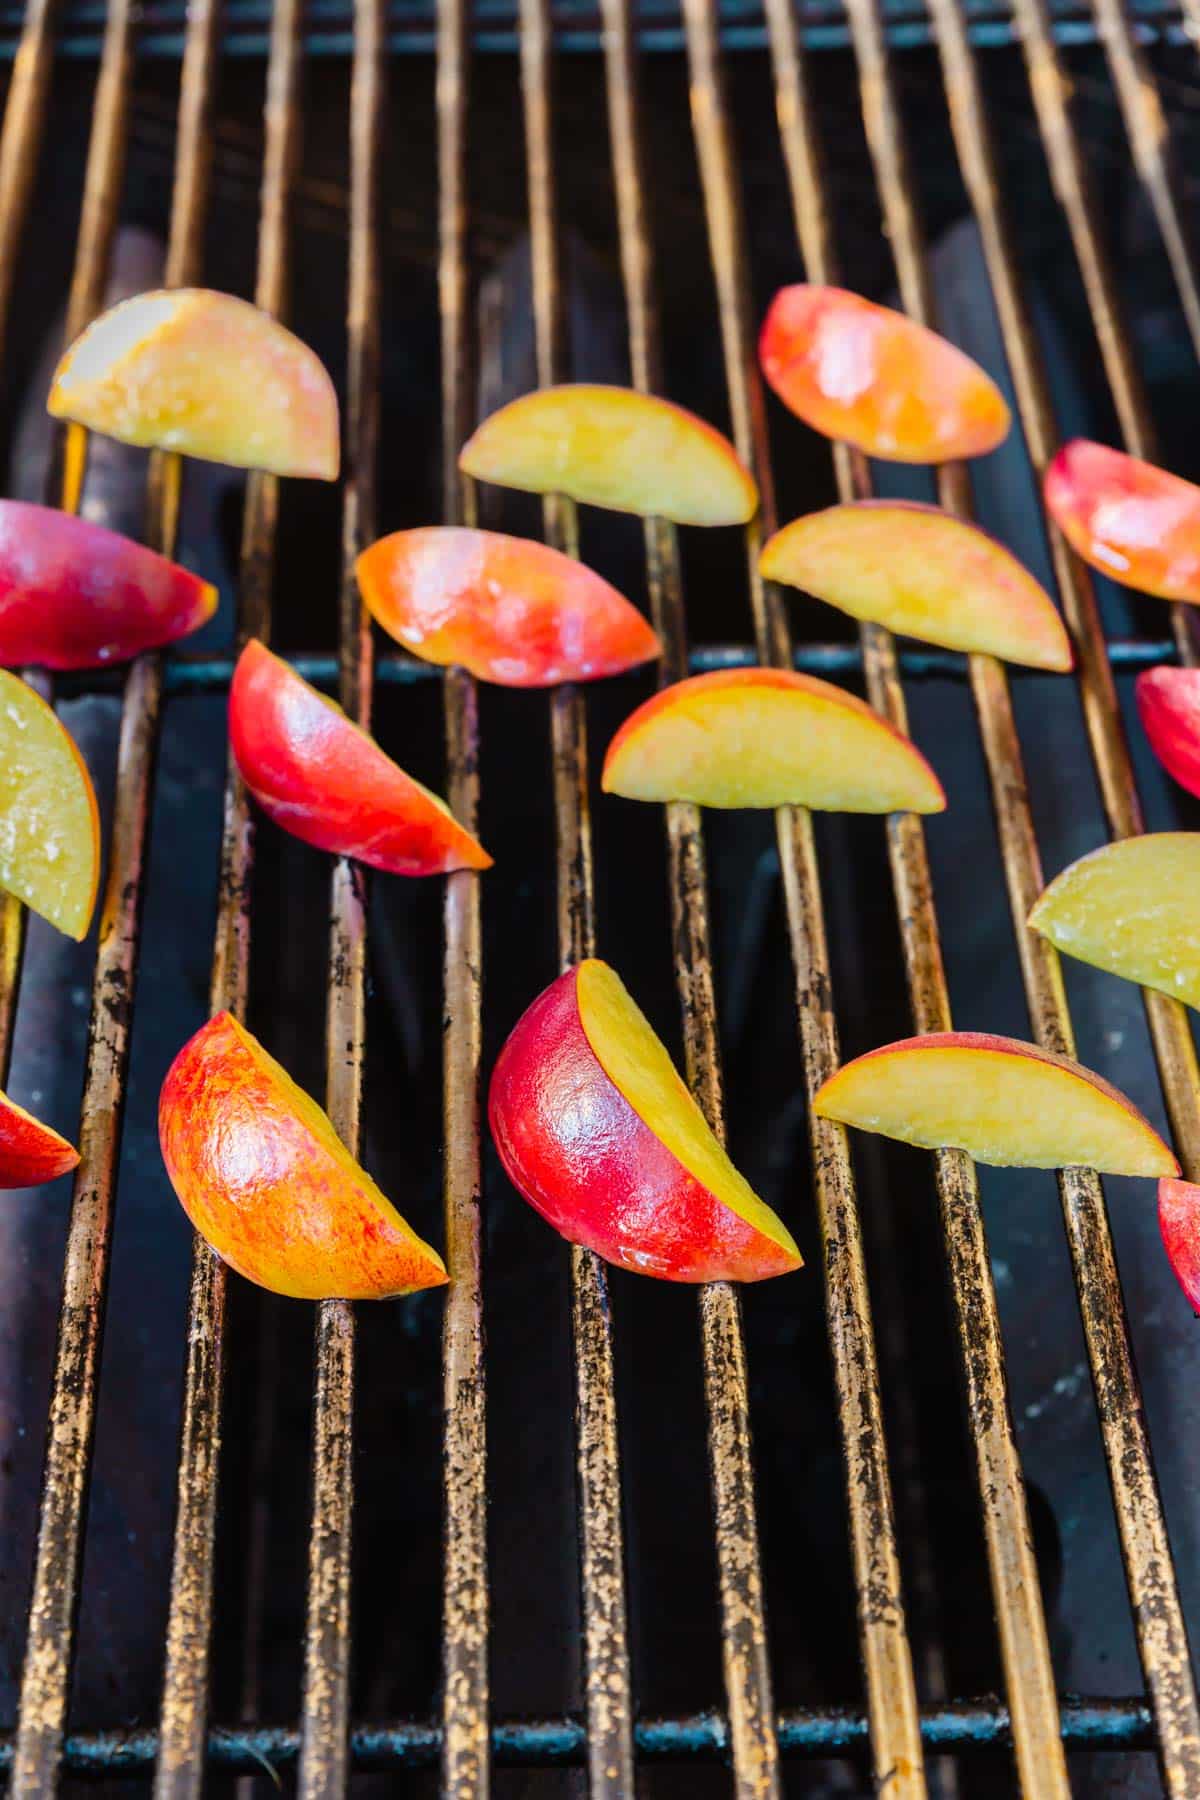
[0, 0, 1195, 1793]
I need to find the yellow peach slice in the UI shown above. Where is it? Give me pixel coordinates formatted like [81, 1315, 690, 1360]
[0, 671, 100, 939]
[48, 289, 339, 479]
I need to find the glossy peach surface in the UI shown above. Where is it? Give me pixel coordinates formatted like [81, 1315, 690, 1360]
[1136, 666, 1200, 798]
[602, 667, 945, 812]
[159, 1011, 448, 1300]
[1044, 440, 1200, 602]
[48, 289, 339, 479]
[759, 285, 1010, 462]
[1158, 1178, 1200, 1312]
[761, 501, 1071, 670]
[814, 1031, 1178, 1175]
[488, 960, 802, 1282]
[356, 526, 659, 686]
[0, 499, 216, 669]
[1029, 834, 1200, 1010]
[0, 1089, 78, 1187]
[0, 670, 99, 938]
[459, 384, 758, 525]
[229, 640, 491, 875]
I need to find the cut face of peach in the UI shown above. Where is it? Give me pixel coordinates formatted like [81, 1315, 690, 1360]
[1044, 440, 1200, 603]
[1136, 666, 1200, 799]
[459, 384, 758, 526]
[0, 671, 99, 938]
[1029, 834, 1200, 1010]
[759, 285, 1010, 463]
[48, 289, 339, 479]
[601, 667, 945, 813]
[761, 501, 1071, 671]
[814, 1031, 1178, 1176]
[159, 1011, 448, 1300]
[0, 1089, 78, 1187]
[356, 527, 659, 686]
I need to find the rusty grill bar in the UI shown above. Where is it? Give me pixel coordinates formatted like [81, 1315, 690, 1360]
[0, 0, 1195, 1790]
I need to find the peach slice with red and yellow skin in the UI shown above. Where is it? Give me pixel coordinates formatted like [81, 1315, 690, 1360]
[759, 285, 1010, 463]
[1136, 666, 1200, 798]
[0, 670, 99, 938]
[1158, 1179, 1200, 1312]
[0, 1091, 78, 1187]
[160, 1011, 447, 1300]
[0, 500, 216, 669]
[355, 526, 660, 687]
[459, 384, 758, 526]
[761, 501, 1072, 671]
[1029, 834, 1200, 1011]
[230, 640, 491, 876]
[601, 667, 945, 813]
[1044, 439, 1200, 603]
[48, 289, 339, 480]
[814, 1032, 1178, 1176]
[489, 959, 801, 1282]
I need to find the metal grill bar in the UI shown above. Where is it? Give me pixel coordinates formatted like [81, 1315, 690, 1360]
[679, 0, 930, 1789]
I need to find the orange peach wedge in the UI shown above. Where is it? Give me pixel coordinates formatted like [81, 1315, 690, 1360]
[0, 1090, 77, 1187]
[602, 668, 945, 812]
[1044, 439, 1200, 604]
[1029, 834, 1200, 1010]
[760, 284, 1010, 462]
[814, 1032, 1177, 1176]
[761, 501, 1071, 671]
[0, 670, 99, 938]
[459, 384, 758, 525]
[48, 289, 339, 479]
[159, 1011, 448, 1300]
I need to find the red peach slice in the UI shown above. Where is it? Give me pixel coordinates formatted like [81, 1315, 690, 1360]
[601, 667, 945, 812]
[1029, 834, 1200, 1010]
[48, 289, 339, 479]
[458, 384, 758, 525]
[0, 1090, 78, 1187]
[1158, 1178, 1200, 1311]
[0, 500, 216, 669]
[0, 670, 99, 938]
[759, 285, 1010, 462]
[355, 526, 659, 686]
[489, 959, 802, 1282]
[229, 640, 491, 876]
[160, 1011, 448, 1300]
[1044, 440, 1200, 603]
[814, 1031, 1178, 1176]
[761, 501, 1071, 670]
[1136, 666, 1200, 798]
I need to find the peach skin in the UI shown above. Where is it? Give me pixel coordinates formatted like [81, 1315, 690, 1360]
[229, 640, 491, 875]
[1136, 666, 1200, 798]
[760, 285, 1010, 462]
[761, 501, 1071, 671]
[814, 1032, 1178, 1176]
[458, 384, 758, 525]
[356, 526, 659, 686]
[1045, 440, 1200, 603]
[601, 667, 945, 812]
[0, 500, 216, 669]
[1029, 834, 1200, 1010]
[160, 1012, 448, 1299]
[0, 1090, 78, 1187]
[1159, 1178, 1200, 1312]
[0, 670, 99, 938]
[48, 289, 339, 479]
[489, 959, 802, 1282]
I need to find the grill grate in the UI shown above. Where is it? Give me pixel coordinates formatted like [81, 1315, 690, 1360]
[0, 0, 1195, 1792]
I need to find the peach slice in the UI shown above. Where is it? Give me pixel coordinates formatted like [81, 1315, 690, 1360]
[489, 959, 802, 1282]
[160, 1011, 448, 1300]
[458, 384, 758, 525]
[601, 667, 945, 812]
[355, 526, 659, 686]
[761, 501, 1071, 671]
[1044, 440, 1200, 603]
[1136, 666, 1200, 798]
[0, 500, 216, 669]
[759, 285, 1010, 462]
[230, 640, 491, 876]
[0, 1090, 78, 1187]
[814, 1032, 1178, 1176]
[1029, 834, 1200, 1010]
[0, 671, 99, 938]
[1158, 1178, 1200, 1311]
[48, 289, 339, 479]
